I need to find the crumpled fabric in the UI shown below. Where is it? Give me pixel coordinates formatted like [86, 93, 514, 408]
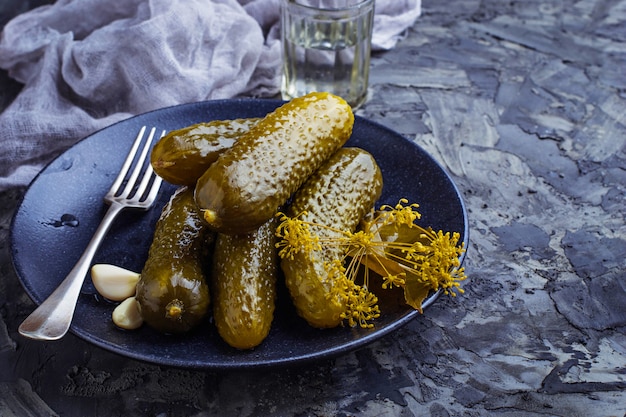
[0, 0, 421, 190]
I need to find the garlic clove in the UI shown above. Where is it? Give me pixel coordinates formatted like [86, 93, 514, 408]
[91, 264, 140, 301]
[112, 297, 143, 330]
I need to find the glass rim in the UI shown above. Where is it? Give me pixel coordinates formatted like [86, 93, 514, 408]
[283, 0, 375, 13]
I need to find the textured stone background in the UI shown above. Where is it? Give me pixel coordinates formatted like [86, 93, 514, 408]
[1, 0, 625, 416]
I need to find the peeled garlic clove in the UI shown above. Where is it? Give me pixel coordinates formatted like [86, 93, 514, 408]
[112, 297, 143, 330]
[91, 264, 140, 301]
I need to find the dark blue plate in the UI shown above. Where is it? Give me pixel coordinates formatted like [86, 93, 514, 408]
[10, 99, 468, 370]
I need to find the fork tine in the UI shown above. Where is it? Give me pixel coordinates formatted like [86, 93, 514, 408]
[132, 129, 166, 203]
[119, 127, 156, 198]
[143, 169, 163, 204]
[109, 126, 147, 195]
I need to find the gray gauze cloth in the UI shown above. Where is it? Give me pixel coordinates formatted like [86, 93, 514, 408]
[0, 0, 421, 190]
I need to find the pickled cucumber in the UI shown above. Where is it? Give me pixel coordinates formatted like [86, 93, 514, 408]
[212, 217, 278, 349]
[151, 118, 259, 185]
[135, 186, 213, 334]
[195, 92, 354, 235]
[281, 147, 383, 328]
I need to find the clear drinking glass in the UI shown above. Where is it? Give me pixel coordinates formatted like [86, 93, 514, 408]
[280, 0, 375, 109]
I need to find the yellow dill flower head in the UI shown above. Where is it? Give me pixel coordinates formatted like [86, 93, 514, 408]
[325, 260, 350, 303]
[275, 212, 321, 260]
[382, 273, 406, 289]
[376, 198, 421, 229]
[412, 229, 466, 296]
[341, 282, 380, 329]
[348, 230, 375, 249]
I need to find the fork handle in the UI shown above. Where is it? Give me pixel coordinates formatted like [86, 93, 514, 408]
[18, 202, 125, 341]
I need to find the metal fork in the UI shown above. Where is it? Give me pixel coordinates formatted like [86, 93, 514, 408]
[18, 126, 164, 341]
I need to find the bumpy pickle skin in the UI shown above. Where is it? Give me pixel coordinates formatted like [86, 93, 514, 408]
[135, 186, 213, 334]
[281, 147, 383, 328]
[195, 92, 354, 235]
[212, 217, 278, 350]
[150, 118, 259, 185]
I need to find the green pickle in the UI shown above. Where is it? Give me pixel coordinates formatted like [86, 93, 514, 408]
[135, 186, 213, 334]
[281, 147, 383, 328]
[195, 92, 354, 235]
[151, 118, 259, 185]
[212, 217, 278, 349]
